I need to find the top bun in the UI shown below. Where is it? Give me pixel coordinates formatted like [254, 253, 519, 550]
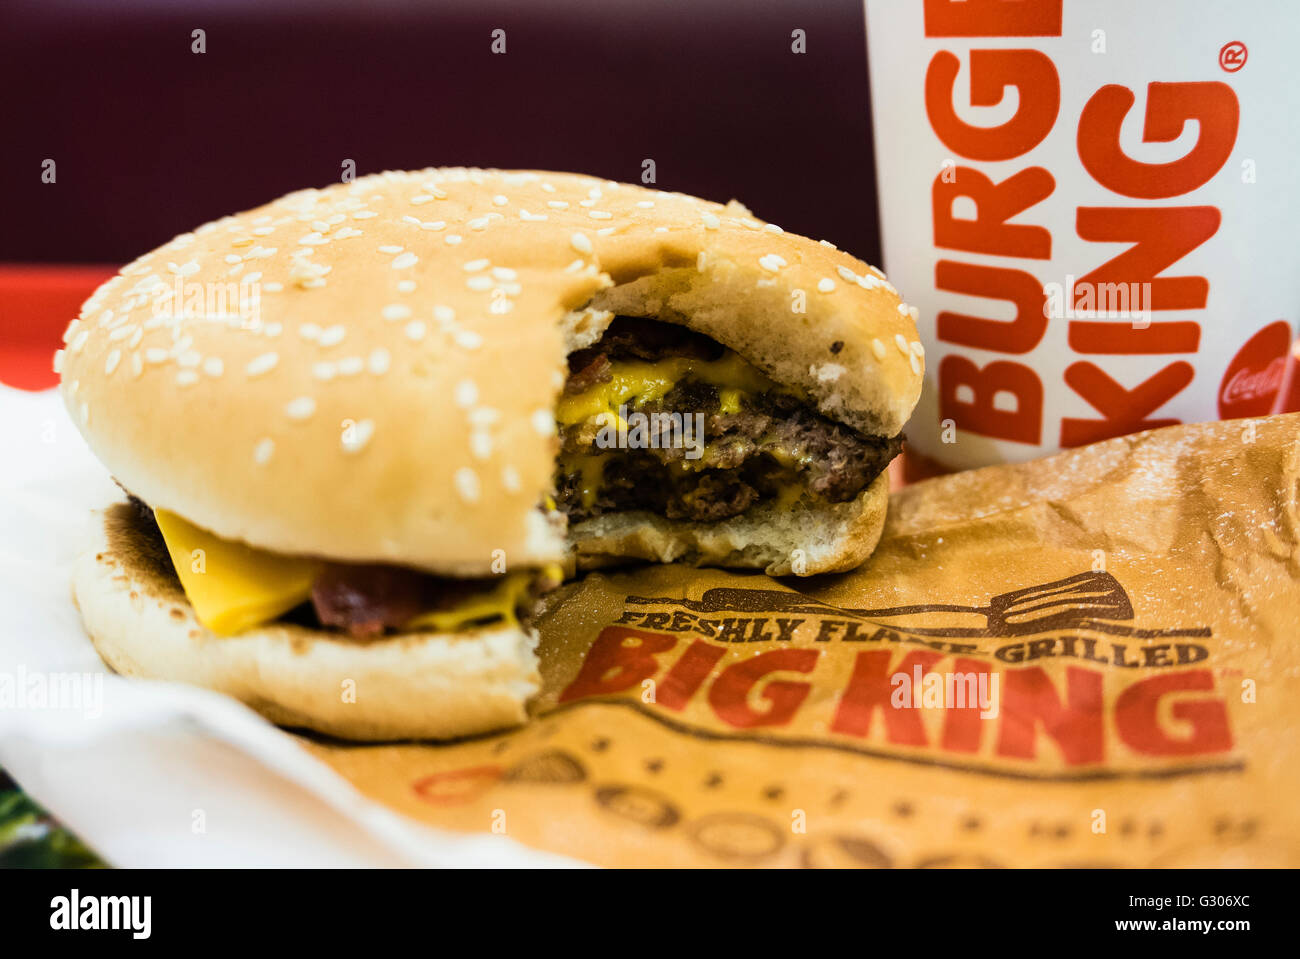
[58, 169, 922, 574]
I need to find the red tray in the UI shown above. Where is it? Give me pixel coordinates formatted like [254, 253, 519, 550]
[0, 264, 119, 392]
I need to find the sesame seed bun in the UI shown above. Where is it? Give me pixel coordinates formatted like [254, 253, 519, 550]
[58, 168, 922, 574]
[76, 504, 540, 741]
[571, 472, 889, 577]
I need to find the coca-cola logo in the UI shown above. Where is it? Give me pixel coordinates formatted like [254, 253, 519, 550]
[1218, 321, 1292, 419]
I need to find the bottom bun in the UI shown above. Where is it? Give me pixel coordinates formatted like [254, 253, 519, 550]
[568, 472, 889, 577]
[73, 503, 540, 741]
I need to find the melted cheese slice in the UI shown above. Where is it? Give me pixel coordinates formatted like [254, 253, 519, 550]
[154, 509, 322, 636]
[155, 510, 557, 637]
[555, 354, 776, 426]
[404, 568, 555, 632]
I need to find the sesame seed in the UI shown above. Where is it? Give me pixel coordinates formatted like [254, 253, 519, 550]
[104, 350, 121, 375]
[897, 303, 910, 316]
[286, 396, 316, 420]
[871, 338, 887, 361]
[299, 323, 322, 341]
[109, 325, 135, 341]
[337, 356, 364, 376]
[653, 226, 669, 233]
[254, 438, 274, 464]
[636, 200, 655, 209]
[298, 232, 329, 246]
[433, 305, 455, 324]
[454, 330, 483, 349]
[341, 419, 374, 454]
[224, 254, 242, 264]
[264, 282, 284, 293]
[381, 304, 411, 321]
[547, 200, 570, 209]
[353, 211, 378, 220]
[445, 234, 463, 245]
[391, 252, 418, 269]
[176, 370, 199, 387]
[501, 465, 521, 493]
[837, 266, 858, 284]
[419, 221, 445, 231]
[246, 352, 279, 376]
[531, 409, 555, 436]
[466, 275, 492, 291]
[492, 194, 508, 206]
[368, 348, 391, 375]
[817, 278, 835, 293]
[463, 258, 490, 272]
[764, 224, 784, 234]
[312, 361, 336, 380]
[895, 333, 910, 355]
[492, 266, 517, 281]
[758, 254, 787, 272]
[454, 467, 481, 504]
[52, 349, 64, 374]
[468, 217, 490, 231]
[519, 210, 548, 221]
[70, 330, 90, 353]
[564, 259, 584, 273]
[405, 320, 427, 341]
[177, 350, 201, 367]
[410, 194, 434, 205]
[589, 210, 613, 220]
[145, 347, 168, 364]
[318, 325, 345, 347]
[470, 431, 493, 460]
[131, 354, 144, 377]
[63, 319, 80, 344]
[819, 239, 838, 250]
[910, 354, 922, 375]
[378, 245, 404, 255]
[570, 232, 593, 255]
[455, 379, 479, 407]
[397, 280, 417, 293]
[203, 357, 224, 376]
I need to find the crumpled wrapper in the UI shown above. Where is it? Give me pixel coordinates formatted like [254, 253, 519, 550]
[302, 413, 1300, 867]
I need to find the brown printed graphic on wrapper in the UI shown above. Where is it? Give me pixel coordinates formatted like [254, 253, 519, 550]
[302, 414, 1300, 867]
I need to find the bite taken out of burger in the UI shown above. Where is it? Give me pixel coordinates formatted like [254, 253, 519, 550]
[57, 168, 923, 740]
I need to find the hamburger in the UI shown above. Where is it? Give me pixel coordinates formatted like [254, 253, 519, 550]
[57, 168, 923, 740]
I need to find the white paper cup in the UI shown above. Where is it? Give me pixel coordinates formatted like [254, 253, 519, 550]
[865, 0, 1300, 475]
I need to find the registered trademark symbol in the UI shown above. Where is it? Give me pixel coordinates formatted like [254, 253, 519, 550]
[1219, 40, 1247, 72]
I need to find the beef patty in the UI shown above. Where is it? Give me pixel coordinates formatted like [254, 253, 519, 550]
[555, 317, 903, 524]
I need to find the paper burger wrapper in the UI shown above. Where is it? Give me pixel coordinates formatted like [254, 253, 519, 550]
[302, 413, 1300, 867]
